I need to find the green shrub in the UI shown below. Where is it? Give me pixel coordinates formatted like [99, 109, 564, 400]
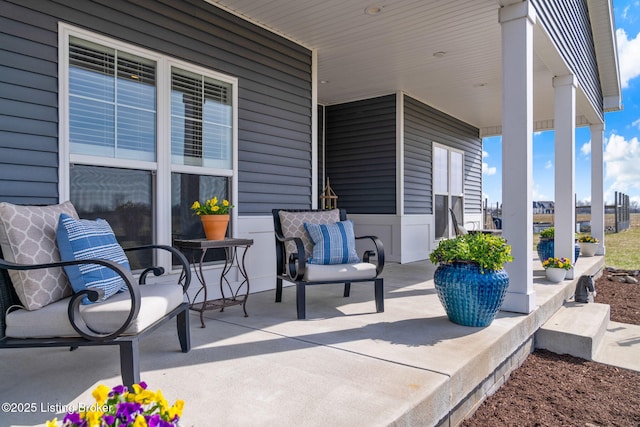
[429, 233, 513, 272]
[539, 227, 554, 239]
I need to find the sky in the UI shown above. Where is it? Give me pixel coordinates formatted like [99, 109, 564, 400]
[482, 0, 640, 207]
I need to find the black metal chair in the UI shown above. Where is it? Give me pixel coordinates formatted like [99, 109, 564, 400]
[272, 208, 384, 319]
[0, 244, 191, 387]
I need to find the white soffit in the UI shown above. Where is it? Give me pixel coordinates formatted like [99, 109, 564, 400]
[209, 0, 618, 130]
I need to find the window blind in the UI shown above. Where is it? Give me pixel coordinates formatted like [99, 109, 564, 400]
[68, 36, 156, 160]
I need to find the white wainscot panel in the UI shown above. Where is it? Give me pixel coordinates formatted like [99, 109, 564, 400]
[350, 214, 401, 263]
[400, 214, 433, 263]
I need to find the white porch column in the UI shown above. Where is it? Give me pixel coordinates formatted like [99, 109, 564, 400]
[590, 123, 606, 255]
[499, 2, 536, 314]
[553, 75, 577, 279]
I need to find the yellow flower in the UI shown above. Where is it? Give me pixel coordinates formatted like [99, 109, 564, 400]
[91, 384, 110, 406]
[191, 195, 233, 215]
[130, 384, 156, 405]
[557, 262, 564, 268]
[168, 399, 185, 420]
[82, 411, 104, 427]
[140, 391, 156, 404]
[46, 383, 184, 427]
[133, 414, 148, 427]
[156, 389, 169, 412]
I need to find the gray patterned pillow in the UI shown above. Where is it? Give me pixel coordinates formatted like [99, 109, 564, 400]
[278, 209, 340, 260]
[0, 201, 79, 310]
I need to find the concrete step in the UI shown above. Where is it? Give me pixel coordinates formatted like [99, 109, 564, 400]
[593, 321, 640, 372]
[535, 302, 610, 360]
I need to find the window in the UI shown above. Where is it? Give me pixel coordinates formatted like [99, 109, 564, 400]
[433, 144, 464, 239]
[68, 37, 157, 161]
[60, 24, 237, 270]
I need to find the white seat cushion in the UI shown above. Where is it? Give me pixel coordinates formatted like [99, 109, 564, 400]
[303, 262, 377, 282]
[6, 284, 185, 338]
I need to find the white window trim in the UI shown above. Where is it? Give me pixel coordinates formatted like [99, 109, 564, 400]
[58, 23, 238, 270]
[432, 142, 465, 239]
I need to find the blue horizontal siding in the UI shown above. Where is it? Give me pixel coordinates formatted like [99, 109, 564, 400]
[0, 0, 312, 212]
[325, 95, 397, 214]
[404, 95, 482, 214]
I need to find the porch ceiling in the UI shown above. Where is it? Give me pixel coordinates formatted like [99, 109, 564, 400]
[209, 0, 618, 135]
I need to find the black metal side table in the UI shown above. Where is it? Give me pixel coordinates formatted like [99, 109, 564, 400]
[174, 238, 253, 328]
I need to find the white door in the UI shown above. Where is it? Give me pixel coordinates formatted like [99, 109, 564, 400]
[433, 144, 464, 239]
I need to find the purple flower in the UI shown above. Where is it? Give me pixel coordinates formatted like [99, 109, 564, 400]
[146, 414, 162, 427]
[110, 385, 128, 396]
[102, 414, 115, 425]
[115, 401, 143, 423]
[62, 412, 84, 426]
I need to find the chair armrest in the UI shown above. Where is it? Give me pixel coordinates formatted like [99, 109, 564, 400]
[355, 235, 385, 276]
[0, 257, 139, 342]
[124, 245, 191, 294]
[274, 232, 307, 281]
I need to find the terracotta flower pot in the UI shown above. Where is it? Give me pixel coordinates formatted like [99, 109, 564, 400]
[200, 214, 229, 240]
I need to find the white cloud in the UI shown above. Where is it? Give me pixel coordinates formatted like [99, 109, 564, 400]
[604, 133, 640, 194]
[578, 195, 591, 205]
[544, 160, 552, 169]
[621, 2, 640, 23]
[616, 28, 640, 88]
[482, 150, 489, 158]
[482, 162, 497, 176]
[581, 141, 591, 156]
[632, 118, 640, 130]
[532, 182, 548, 201]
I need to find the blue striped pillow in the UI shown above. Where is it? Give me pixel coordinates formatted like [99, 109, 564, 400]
[56, 213, 130, 304]
[304, 220, 361, 265]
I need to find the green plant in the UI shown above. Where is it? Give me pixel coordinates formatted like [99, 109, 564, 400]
[429, 233, 513, 272]
[577, 234, 599, 243]
[541, 256, 573, 270]
[191, 196, 233, 215]
[46, 382, 183, 426]
[539, 227, 554, 239]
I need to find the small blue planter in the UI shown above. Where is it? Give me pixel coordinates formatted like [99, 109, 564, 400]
[537, 239, 580, 262]
[433, 262, 510, 327]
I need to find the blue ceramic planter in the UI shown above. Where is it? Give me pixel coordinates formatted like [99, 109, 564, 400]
[536, 238, 580, 263]
[433, 262, 509, 327]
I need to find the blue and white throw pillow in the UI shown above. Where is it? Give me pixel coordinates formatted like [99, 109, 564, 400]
[303, 220, 361, 265]
[56, 213, 130, 304]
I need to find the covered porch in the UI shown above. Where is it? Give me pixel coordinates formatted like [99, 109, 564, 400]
[0, 0, 621, 317]
[0, 1, 624, 424]
[2, 254, 619, 427]
[217, 0, 621, 316]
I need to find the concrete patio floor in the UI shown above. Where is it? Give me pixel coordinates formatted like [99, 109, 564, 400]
[1, 254, 619, 427]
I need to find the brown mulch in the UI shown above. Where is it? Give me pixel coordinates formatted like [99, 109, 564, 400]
[461, 269, 640, 427]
